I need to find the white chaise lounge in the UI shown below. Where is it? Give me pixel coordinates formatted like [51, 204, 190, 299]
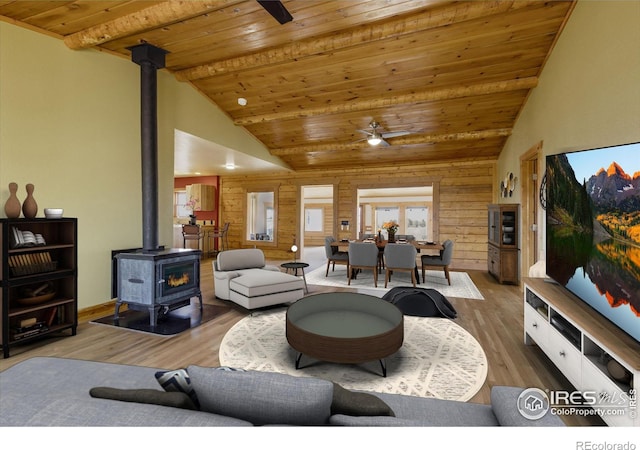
[213, 248, 305, 310]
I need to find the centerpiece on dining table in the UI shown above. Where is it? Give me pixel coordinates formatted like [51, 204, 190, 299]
[382, 221, 399, 243]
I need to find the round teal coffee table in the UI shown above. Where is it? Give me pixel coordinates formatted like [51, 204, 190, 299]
[285, 292, 404, 377]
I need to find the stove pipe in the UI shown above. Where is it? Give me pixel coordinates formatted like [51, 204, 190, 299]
[128, 44, 169, 252]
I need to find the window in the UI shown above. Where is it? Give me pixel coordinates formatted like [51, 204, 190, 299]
[174, 190, 190, 218]
[375, 207, 399, 238]
[305, 208, 324, 232]
[356, 183, 438, 242]
[405, 206, 428, 241]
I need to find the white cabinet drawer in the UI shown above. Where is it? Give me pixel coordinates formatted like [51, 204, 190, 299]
[547, 327, 582, 387]
[581, 359, 636, 427]
[524, 303, 549, 348]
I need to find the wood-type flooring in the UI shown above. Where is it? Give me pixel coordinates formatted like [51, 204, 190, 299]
[0, 254, 603, 426]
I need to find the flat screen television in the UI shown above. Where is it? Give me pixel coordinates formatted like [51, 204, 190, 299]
[545, 141, 640, 344]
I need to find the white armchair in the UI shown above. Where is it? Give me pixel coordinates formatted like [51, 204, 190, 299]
[213, 249, 304, 310]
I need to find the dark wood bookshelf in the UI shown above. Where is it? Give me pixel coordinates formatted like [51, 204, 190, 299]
[1, 218, 78, 358]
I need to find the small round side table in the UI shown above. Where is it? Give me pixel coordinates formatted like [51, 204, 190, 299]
[280, 262, 309, 293]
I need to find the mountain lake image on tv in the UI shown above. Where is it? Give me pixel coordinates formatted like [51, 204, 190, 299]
[546, 142, 640, 343]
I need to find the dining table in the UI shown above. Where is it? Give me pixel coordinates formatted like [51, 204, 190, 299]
[331, 238, 443, 251]
[330, 239, 444, 283]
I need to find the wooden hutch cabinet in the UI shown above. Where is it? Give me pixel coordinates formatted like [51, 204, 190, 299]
[1, 218, 78, 358]
[487, 204, 520, 284]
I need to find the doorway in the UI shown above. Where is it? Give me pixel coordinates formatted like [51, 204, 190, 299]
[300, 185, 335, 267]
[520, 141, 543, 279]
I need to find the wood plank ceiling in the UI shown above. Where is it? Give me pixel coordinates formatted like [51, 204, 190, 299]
[0, 0, 575, 172]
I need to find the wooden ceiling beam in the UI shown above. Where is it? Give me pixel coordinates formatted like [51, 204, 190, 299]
[175, 0, 539, 81]
[235, 78, 537, 126]
[269, 128, 512, 156]
[63, 1, 243, 50]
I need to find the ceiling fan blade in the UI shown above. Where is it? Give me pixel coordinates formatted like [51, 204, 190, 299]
[357, 129, 374, 136]
[257, 1, 293, 24]
[380, 139, 391, 147]
[381, 130, 411, 139]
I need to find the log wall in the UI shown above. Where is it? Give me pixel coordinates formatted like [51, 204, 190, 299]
[219, 160, 497, 270]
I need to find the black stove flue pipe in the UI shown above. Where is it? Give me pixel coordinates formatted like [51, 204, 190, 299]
[128, 43, 169, 252]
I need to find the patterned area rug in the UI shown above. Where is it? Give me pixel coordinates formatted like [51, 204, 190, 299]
[219, 308, 488, 401]
[305, 265, 484, 300]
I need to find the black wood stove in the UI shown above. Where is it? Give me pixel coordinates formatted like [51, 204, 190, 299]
[115, 248, 202, 327]
[114, 44, 202, 328]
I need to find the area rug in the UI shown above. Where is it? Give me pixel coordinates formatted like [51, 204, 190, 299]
[219, 308, 488, 401]
[91, 302, 230, 336]
[305, 265, 484, 300]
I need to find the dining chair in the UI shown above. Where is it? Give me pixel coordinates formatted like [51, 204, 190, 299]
[182, 224, 204, 252]
[383, 243, 418, 287]
[396, 234, 416, 242]
[359, 232, 384, 272]
[348, 242, 379, 287]
[324, 236, 349, 276]
[421, 239, 454, 285]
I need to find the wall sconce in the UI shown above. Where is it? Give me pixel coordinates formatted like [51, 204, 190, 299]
[500, 172, 517, 198]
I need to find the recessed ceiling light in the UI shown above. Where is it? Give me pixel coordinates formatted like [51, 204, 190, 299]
[237, 97, 247, 106]
[225, 163, 236, 170]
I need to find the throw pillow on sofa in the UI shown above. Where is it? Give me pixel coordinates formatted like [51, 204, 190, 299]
[155, 366, 245, 409]
[187, 365, 334, 426]
[89, 387, 198, 410]
[155, 368, 200, 408]
[331, 382, 395, 417]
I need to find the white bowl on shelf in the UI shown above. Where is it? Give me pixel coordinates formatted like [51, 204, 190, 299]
[44, 208, 63, 218]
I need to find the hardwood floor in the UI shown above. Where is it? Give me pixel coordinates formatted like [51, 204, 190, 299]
[0, 253, 602, 426]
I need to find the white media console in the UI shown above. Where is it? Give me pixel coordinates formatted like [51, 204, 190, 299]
[523, 278, 639, 426]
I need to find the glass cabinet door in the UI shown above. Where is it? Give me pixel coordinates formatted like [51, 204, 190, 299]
[489, 209, 500, 244]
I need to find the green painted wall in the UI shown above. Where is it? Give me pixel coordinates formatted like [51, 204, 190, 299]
[0, 22, 280, 309]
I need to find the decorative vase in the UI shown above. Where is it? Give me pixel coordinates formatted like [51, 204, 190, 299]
[22, 183, 38, 218]
[4, 182, 21, 218]
[189, 214, 197, 225]
[388, 230, 395, 243]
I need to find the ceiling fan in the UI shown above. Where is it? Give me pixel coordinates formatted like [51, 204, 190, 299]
[257, 1, 293, 24]
[357, 121, 412, 147]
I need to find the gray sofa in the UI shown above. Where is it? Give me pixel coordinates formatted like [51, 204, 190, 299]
[213, 248, 305, 309]
[0, 357, 564, 427]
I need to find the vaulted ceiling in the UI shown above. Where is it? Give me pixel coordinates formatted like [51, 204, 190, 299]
[0, 0, 575, 172]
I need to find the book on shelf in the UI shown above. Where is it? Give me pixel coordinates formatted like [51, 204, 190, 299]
[19, 317, 37, 328]
[14, 321, 46, 334]
[46, 306, 58, 326]
[12, 322, 49, 340]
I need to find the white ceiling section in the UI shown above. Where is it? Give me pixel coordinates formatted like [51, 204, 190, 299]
[173, 129, 285, 177]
